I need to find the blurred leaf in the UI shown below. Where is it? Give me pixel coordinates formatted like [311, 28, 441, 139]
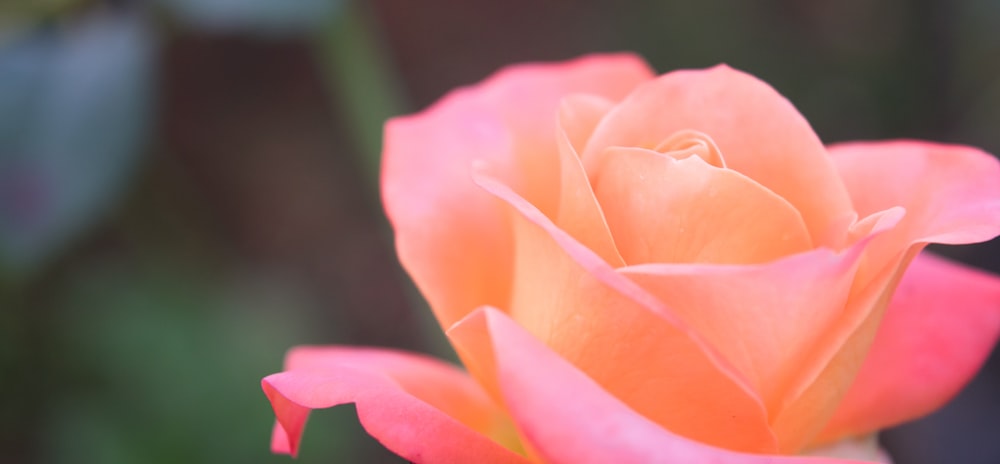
[39, 259, 394, 463]
[155, 0, 342, 35]
[0, 10, 155, 277]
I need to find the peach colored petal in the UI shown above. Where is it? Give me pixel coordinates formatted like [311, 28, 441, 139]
[620, 244, 864, 416]
[465, 172, 778, 453]
[581, 65, 855, 248]
[382, 53, 652, 328]
[817, 253, 1000, 442]
[261, 347, 526, 463]
[592, 148, 813, 264]
[557, 94, 617, 155]
[542, 117, 625, 266]
[769, 244, 921, 453]
[449, 307, 878, 464]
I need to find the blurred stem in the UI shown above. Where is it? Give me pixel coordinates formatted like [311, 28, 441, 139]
[314, 1, 407, 196]
[313, 3, 457, 360]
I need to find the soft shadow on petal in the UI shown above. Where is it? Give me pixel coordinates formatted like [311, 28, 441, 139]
[467, 172, 778, 453]
[817, 253, 1000, 443]
[261, 347, 526, 463]
[593, 149, 813, 265]
[382, 53, 653, 329]
[449, 307, 878, 464]
[581, 64, 856, 248]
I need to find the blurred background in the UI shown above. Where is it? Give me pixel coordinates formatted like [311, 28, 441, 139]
[1, 1, 998, 463]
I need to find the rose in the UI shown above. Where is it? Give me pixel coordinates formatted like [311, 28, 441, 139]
[261, 54, 1000, 463]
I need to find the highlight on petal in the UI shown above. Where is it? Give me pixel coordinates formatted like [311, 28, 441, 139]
[592, 147, 813, 265]
[449, 307, 877, 464]
[817, 253, 1000, 443]
[467, 172, 779, 453]
[580, 64, 856, 248]
[382, 53, 653, 329]
[261, 347, 527, 463]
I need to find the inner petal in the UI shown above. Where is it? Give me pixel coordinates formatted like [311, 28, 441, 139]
[593, 147, 813, 265]
[653, 129, 726, 168]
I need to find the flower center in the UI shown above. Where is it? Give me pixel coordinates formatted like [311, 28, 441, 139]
[653, 129, 726, 168]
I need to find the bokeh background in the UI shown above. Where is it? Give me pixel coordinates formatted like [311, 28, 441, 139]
[2, 1, 999, 463]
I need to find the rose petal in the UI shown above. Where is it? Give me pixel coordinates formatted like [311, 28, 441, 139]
[261, 347, 526, 462]
[593, 147, 813, 264]
[581, 64, 856, 248]
[382, 53, 652, 329]
[831, 140, 1000, 284]
[449, 307, 877, 464]
[779, 140, 1000, 449]
[621, 244, 863, 418]
[831, 140, 1000, 246]
[465, 172, 778, 453]
[768, 242, 921, 453]
[817, 253, 1000, 442]
[558, 93, 617, 154]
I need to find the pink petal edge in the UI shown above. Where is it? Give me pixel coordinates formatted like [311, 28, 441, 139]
[261, 347, 528, 463]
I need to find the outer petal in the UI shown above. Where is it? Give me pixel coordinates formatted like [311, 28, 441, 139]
[261, 347, 526, 463]
[818, 253, 1000, 442]
[830, 140, 1000, 248]
[382, 53, 653, 328]
[830, 141, 1000, 288]
[581, 65, 856, 248]
[780, 141, 1000, 449]
[449, 307, 877, 464]
[463, 172, 778, 453]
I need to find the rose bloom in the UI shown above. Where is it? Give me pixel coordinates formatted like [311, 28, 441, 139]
[262, 54, 1000, 463]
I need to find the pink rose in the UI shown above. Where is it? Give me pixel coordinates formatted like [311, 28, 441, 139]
[262, 54, 1000, 463]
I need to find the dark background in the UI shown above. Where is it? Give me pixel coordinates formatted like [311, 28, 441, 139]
[1, 1, 998, 463]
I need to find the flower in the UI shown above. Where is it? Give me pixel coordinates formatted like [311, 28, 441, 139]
[261, 54, 1000, 463]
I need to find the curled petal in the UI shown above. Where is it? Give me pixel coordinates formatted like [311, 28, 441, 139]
[261, 347, 526, 463]
[831, 140, 1000, 281]
[831, 140, 1000, 246]
[449, 307, 878, 464]
[818, 253, 1000, 442]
